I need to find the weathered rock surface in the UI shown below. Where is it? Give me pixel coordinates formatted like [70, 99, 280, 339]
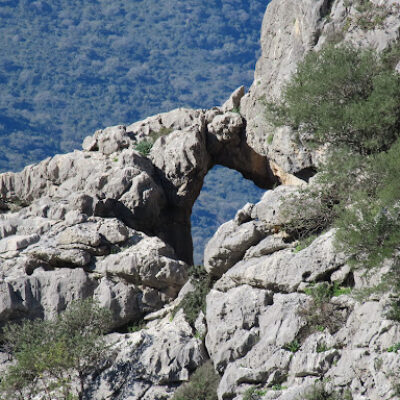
[204, 184, 400, 400]
[86, 311, 206, 400]
[240, 0, 400, 179]
[1, 0, 400, 399]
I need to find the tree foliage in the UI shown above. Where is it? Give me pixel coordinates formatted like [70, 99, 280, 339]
[174, 265, 214, 326]
[267, 43, 400, 154]
[172, 361, 220, 400]
[267, 42, 400, 273]
[0, 298, 112, 400]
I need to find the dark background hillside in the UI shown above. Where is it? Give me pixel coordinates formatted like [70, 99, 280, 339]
[0, 0, 269, 263]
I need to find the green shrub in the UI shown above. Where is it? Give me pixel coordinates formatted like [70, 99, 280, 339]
[316, 342, 330, 353]
[266, 43, 400, 154]
[334, 139, 400, 269]
[134, 140, 153, 156]
[271, 384, 287, 391]
[301, 383, 352, 400]
[171, 361, 220, 400]
[174, 265, 213, 326]
[282, 340, 301, 353]
[134, 126, 174, 156]
[294, 234, 318, 252]
[0, 298, 112, 400]
[231, 107, 241, 114]
[243, 386, 267, 400]
[268, 42, 400, 276]
[353, 0, 390, 30]
[128, 319, 147, 333]
[301, 283, 347, 334]
[386, 301, 400, 322]
[387, 343, 400, 353]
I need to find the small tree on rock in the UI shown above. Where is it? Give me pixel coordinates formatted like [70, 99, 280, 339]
[0, 298, 112, 400]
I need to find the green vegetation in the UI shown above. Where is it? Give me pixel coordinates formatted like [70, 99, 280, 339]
[134, 140, 153, 156]
[174, 265, 213, 326]
[301, 283, 348, 334]
[387, 301, 400, 322]
[267, 43, 400, 154]
[387, 343, 400, 353]
[301, 383, 352, 400]
[231, 107, 241, 114]
[171, 361, 220, 400]
[304, 282, 351, 302]
[267, 42, 400, 289]
[127, 319, 147, 333]
[243, 386, 267, 400]
[134, 127, 174, 156]
[294, 234, 318, 252]
[282, 339, 301, 353]
[0, 298, 112, 400]
[316, 342, 330, 353]
[353, 0, 390, 30]
[271, 384, 287, 391]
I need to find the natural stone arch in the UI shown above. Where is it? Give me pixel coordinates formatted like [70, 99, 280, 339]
[0, 100, 278, 267]
[148, 105, 277, 265]
[191, 165, 266, 265]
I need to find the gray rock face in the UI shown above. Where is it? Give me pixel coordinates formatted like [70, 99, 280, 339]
[203, 183, 400, 400]
[0, 216, 189, 330]
[240, 0, 400, 179]
[1, 1, 400, 399]
[88, 311, 206, 400]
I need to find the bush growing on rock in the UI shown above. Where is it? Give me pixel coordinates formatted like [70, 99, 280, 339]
[0, 298, 112, 400]
[267, 43, 400, 154]
[242, 386, 267, 400]
[134, 127, 174, 156]
[134, 140, 153, 156]
[301, 383, 352, 400]
[171, 361, 220, 400]
[300, 283, 348, 335]
[267, 42, 400, 275]
[174, 265, 214, 326]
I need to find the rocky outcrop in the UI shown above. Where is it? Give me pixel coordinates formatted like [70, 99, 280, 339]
[240, 0, 400, 179]
[0, 99, 276, 268]
[203, 185, 400, 400]
[1, 0, 400, 399]
[0, 85, 278, 346]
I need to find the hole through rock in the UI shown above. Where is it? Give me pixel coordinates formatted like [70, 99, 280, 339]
[191, 165, 265, 265]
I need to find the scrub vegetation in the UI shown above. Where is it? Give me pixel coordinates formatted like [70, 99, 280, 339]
[0, 299, 112, 400]
[267, 42, 400, 271]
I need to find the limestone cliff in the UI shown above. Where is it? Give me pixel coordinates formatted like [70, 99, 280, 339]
[1, 0, 400, 399]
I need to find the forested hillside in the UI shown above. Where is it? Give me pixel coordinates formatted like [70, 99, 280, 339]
[0, 0, 268, 261]
[0, 0, 267, 171]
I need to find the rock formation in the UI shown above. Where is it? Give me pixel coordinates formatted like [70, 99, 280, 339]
[1, 0, 400, 399]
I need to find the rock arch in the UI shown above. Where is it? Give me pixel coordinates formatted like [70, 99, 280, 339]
[0, 88, 279, 267]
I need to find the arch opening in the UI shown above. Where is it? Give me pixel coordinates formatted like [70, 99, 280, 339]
[191, 165, 265, 265]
